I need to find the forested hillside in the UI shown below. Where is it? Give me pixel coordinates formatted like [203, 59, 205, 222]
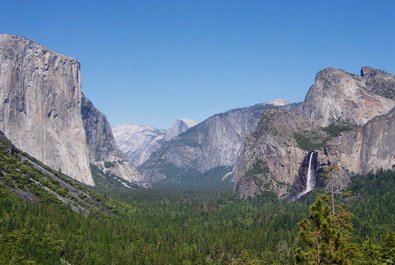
[0, 131, 394, 264]
[1, 178, 394, 263]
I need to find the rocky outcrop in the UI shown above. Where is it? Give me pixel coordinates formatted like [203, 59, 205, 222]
[0, 130, 116, 215]
[81, 95, 145, 184]
[361, 66, 395, 99]
[320, 107, 395, 175]
[302, 68, 395, 126]
[140, 104, 271, 183]
[92, 155, 148, 187]
[235, 67, 395, 198]
[234, 108, 313, 198]
[0, 34, 93, 185]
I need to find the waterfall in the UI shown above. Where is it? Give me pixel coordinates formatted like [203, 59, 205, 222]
[295, 152, 315, 199]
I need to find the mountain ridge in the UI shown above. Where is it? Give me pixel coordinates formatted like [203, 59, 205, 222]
[140, 103, 273, 184]
[235, 66, 395, 198]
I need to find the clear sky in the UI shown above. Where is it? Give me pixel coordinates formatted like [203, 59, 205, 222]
[1, 1, 395, 129]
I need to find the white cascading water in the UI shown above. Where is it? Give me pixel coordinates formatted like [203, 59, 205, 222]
[296, 152, 315, 199]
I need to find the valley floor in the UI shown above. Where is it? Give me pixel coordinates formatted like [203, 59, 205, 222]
[0, 171, 394, 264]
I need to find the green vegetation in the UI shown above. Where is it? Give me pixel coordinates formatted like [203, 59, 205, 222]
[366, 77, 395, 99]
[245, 160, 271, 177]
[1, 170, 394, 264]
[294, 122, 354, 151]
[0, 186, 308, 264]
[294, 171, 395, 264]
[322, 122, 353, 138]
[90, 164, 139, 195]
[294, 194, 357, 264]
[0, 132, 394, 264]
[155, 165, 233, 190]
[293, 132, 326, 152]
[103, 161, 115, 168]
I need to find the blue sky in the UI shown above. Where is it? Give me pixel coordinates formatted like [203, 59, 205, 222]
[1, 1, 395, 128]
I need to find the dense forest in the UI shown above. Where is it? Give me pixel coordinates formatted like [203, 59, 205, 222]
[0, 170, 394, 264]
[0, 132, 394, 264]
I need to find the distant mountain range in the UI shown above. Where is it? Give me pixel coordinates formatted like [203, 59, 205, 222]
[113, 119, 196, 166]
[139, 103, 278, 185]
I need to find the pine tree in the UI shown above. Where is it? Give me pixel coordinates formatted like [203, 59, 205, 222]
[294, 194, 352, 265]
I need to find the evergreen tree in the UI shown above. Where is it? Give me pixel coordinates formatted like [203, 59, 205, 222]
[294, 194, 352, 265]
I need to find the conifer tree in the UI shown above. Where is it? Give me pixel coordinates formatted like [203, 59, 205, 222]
[294, 194, 352, 265]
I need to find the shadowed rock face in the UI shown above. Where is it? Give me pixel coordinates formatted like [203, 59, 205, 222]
[81, 95, 119, 162]
[0, 34, 93, 185]
[235, 67, 395, 198]
[81, 95, 145, 184]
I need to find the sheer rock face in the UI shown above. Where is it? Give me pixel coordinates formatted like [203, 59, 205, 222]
[320, 107, 395, 175]
[0, 34, 93, 185]
[0, 34, 144, 186]
[140, 104, 269, 183]
[235, 67, 395, 198]
[81, 96, 145, 184]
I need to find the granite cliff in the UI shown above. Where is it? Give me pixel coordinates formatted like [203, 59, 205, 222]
[0, 34, 93, 184]
[235, 67, 395, 198]
[320, 106, 395, 176]
[302, 68, 394, 126]
[0, 34, 144, 186]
